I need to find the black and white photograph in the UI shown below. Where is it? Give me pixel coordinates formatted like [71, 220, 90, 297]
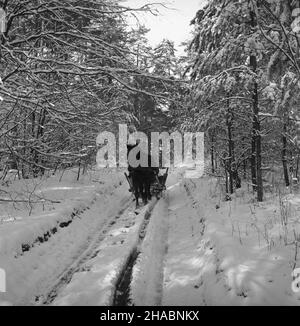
[0, 0, 300, 309]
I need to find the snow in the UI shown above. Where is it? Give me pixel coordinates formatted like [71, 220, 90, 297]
[162, 178, 208, 305]
[1, 167, 300, 305]
[161, 177, 300, 305]
[52, 203, 150, 306]
[0, 168, 127, 305]
[130, 196, 169, 305]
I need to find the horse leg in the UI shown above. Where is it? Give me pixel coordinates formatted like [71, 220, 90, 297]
[135, 193, 139, 208]
[144, 179, 150, 202]
[134, 184, 140, 208]
[147, 178, 152, 200]
[137, 178, 146, 207]
[139, 180, 146, 205]
[132, 173, 139, 208]
[146, 172, 153, 201]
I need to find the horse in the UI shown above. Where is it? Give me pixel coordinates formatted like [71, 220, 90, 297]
[131, 167, 155, 207]
[126, 143, 159, 208]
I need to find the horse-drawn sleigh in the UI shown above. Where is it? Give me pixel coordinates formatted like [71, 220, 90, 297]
[124, 125, 168, 208]
[124, 155, 168, 208]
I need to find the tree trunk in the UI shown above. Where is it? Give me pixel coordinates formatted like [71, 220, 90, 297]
[250, 8, 263, 201]
[226, 104, 234, 194]
[282, 122, 290, 186]
[77, 162, 81, 181]
[296, 154, 300, 180]
[210, 133, 215, 174]
[225, 167, 229, 195]
[251, 137, 256, 191]
[251, 73, 263, 201]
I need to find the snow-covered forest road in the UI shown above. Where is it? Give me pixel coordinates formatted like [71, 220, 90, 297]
[2, 0, 300, 309]
[1, 168, 300, 306]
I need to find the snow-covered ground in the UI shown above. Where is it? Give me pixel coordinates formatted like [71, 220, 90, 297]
[0, 168, 128, 305]
[1, 167, 300, 305]
[162, 177, 300, 305]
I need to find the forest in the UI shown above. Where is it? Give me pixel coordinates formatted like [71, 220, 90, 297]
[1, 0, 300, 203]
[0, 0, 182, 181]
[1, 0, 300, 307]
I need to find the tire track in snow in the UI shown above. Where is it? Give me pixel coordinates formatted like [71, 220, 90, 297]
[125, 177, 183, 306]
[112, 198, 160, 306]
[17, 196, 98, 258]
[161, 179, 213, 306]
[129, 195, 169, 306]
[183, 181, 206, 236]
[181, 179, 235, 305]
[40, 197, 134, 305]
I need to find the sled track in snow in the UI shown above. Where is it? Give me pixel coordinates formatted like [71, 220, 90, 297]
[112, 199, 158, 306]
[183, 181, 206, 236]
[40, 198, 134, 305]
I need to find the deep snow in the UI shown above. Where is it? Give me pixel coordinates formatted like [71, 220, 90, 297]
[1, 167, 300, 306]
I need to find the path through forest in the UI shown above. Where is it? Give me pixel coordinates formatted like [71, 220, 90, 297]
[1, 168, 300, 306]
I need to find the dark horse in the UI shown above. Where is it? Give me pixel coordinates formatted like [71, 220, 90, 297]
[127, 144, 158, 208]
[131, 167, 156, 207]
